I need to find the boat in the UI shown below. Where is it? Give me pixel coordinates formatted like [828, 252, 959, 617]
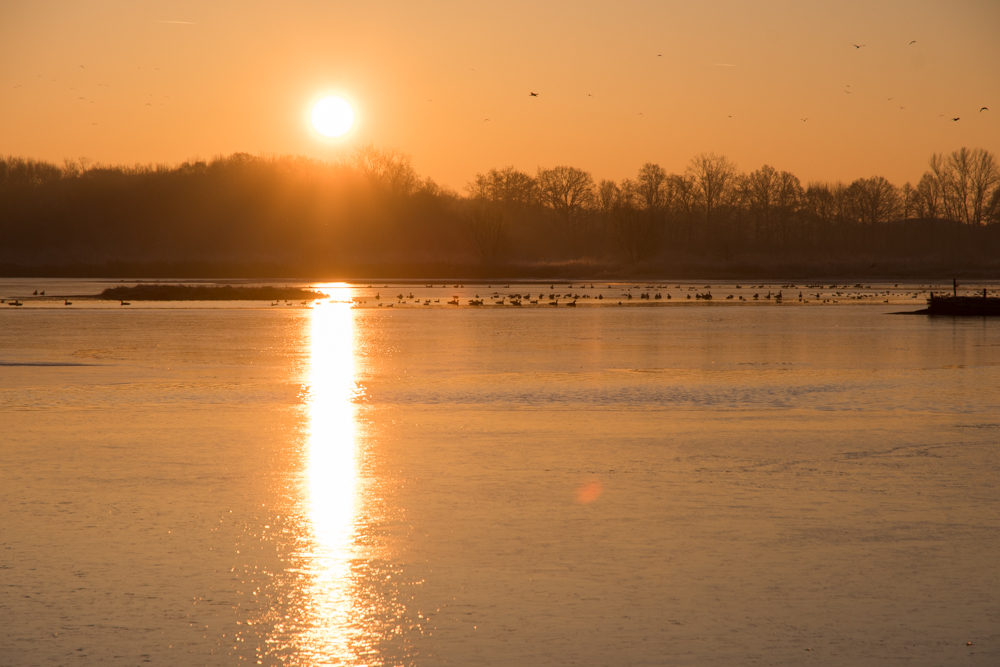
[925, 291, 1000, 316]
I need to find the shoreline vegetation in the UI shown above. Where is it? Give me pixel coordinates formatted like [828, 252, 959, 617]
[2, 146, 999, 280]
[96, 284, 329, 301]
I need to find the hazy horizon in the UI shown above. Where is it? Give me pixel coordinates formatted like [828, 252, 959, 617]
[3, 0, 998, 191]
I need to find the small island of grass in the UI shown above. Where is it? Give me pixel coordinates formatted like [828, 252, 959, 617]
[98, 284, 329, 301]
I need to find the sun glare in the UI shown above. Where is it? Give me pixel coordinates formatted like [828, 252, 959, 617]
[310, 96, 355, 138]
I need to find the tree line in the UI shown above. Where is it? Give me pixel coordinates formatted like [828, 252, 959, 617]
[1, 145, 998, 278]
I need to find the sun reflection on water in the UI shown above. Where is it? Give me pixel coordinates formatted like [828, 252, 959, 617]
[301, 284, 363, 664]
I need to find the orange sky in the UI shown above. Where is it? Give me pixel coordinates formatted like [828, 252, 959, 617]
[2, 0, 998, 191]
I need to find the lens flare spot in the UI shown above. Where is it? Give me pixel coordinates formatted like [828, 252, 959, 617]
[576, 481, 603, 504]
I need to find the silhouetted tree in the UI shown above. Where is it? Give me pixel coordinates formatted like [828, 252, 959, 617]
[351, 143, 418, 196]
[914, 171, 943, 219]
[848, 176, 899, 228]
[465, 201, 509, 264]
[467, 166, 537, 206]
[537, 165, 595, 228]
[687, 153, 738, 256]
[606, 178, 659, 265]
[938, 147, 999, 226]
[2, 147, 999, 276]
[635, 163, 669, 214]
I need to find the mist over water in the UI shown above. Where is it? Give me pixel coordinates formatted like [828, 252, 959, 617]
[1, 281, 998, 665]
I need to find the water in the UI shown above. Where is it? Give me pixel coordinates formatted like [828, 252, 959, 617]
[1, 280, 998, 665]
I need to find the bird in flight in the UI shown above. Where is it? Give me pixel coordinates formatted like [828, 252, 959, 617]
[483, 118, 490, 122]
[981, 107, 989, 112]
[952, 117, 960, 121]
[853, 44, 865, 49]
[587, 93, 593, 97]
[529, 92, 538, 97]
[909, 40, 917, 45]
[800, 118, 809, 122]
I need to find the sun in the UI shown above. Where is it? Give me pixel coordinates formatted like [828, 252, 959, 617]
[310, 96, 355, 138]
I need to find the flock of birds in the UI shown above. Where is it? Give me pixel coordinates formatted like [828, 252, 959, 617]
[10, 38, 991, 128]
[327, 283, 1000, 309]
[5, 283, 998, 308]
[513, 39, 989, 124]
[10, 63, 170, 127]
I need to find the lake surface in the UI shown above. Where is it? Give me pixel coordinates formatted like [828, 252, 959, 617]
[1, 280, 998, 666]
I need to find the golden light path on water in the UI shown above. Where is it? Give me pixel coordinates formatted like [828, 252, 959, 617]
[301, 284, 364, 665]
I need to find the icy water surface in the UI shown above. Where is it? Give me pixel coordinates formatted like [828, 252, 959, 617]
[1, 281, 998, 666]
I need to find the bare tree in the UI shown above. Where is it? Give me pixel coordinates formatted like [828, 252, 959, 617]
[944, 147, 999, 226]
[686, 153, 738, 241]
[635, 163, 669, 213]
[602, 178, 659, 264]
[986, 187, 1000, 225]
[774, 170, 803, 246]
[466, 166, 537, 206]
[0, 156, 62, 190]
[665, 173, 698, 244]
[465, 201, 509, 263]
[351, 143, 418, 196]
[914, 171, 942, 219]
[596, 179, 621, 219]
[743, 164, 779, 243]
[803, 182, 837, 245]
[848, 176, 900, 228]
[536, 165, 595, 227]
[900, 182, 915, 220]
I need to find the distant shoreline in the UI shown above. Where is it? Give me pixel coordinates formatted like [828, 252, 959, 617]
[2, 260, 999, 283]
[94, 284, 329, 301]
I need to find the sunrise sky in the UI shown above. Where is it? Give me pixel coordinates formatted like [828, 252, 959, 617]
[2, 0, 998, 189]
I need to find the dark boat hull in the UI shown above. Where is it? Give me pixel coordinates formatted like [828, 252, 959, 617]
[926, 295, 1000, 316]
